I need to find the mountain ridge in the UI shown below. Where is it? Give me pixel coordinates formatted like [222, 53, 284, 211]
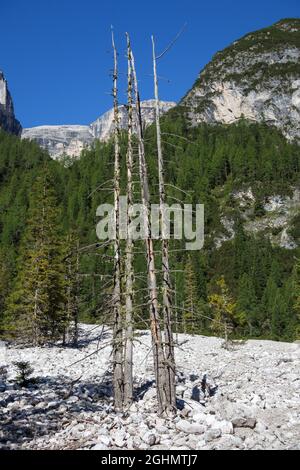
[22, 100, 176, 159]
[17, 18, 300, 157]
[181, 18, 300, 141]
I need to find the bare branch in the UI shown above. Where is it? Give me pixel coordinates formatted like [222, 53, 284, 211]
[155, 23, 187, 60]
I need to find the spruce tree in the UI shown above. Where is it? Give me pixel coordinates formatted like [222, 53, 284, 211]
[0, 249, 13, 330]
[261, 275, 278, 336]
[234, 222, 248, 279]
[271, 291, 287, 341]
[237, 273, 257, 336]
[6, 168, 67, 344]
[209, 276, 245, 340]
[293, 258, 300, 340]
[64, 234, 80, 346]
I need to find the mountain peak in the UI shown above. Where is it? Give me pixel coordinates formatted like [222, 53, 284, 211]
[182, 18, 300, 140]
[22, 100, 176, 159]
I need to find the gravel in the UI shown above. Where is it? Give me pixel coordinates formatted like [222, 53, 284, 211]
[0, 324, 299, 450]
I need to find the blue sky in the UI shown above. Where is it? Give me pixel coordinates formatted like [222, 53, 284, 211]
[1, 0, 299, 128]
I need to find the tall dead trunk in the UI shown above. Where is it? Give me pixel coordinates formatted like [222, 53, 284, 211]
[123, 34, 134, 407]
[72, 239, 80, 347]
[111, 30, 124, 411]
[152, 35, 176, 410]
[128, 34, 170, 414]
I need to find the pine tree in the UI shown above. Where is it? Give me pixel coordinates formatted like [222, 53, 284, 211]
[234, 221, 248, 279]
[271, 290, 287, 341]
[237, 273, 257, 336]
[209, 276, 244, 341]
[6, 168, 67, 344]
[0, 248, 13, 330]
[270, 259, 282, 287]
[293, 258, 300, 340]
[64, 235, 80, 346]
[261, 275, 278, 336]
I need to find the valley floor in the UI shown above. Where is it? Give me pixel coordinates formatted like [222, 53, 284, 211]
[0, 325, 299, 450]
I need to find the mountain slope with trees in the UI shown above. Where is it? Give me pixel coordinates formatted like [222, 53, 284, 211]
[1, 18, 300, 344]
[1, 115, 299, 342]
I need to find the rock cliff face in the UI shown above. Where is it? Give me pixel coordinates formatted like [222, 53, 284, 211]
[182, 19, 300, 141]
[22, 125, 93, 159]
[90, 99, 176, 142]
[22, 100, 176, 159]
[214, 187, 300, 250]
[0, 71, 22, 136]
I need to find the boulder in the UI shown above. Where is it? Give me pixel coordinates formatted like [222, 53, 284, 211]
[142, 432, 158, 446]
[112, 429, 126, 448]
[212, 420, 233, 435]
[232, 417, 257, 430]
[204, 428, 222, 442]
[176, 420, 205, 435]
[92, 443, 106, 450]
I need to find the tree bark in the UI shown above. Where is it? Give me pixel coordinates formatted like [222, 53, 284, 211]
[111, 30, 124, 411]
[152, 35, 176, 410]
[123, 33, 134, 407]
[72, 239, 80, 347]
[128, 35, 170, 414]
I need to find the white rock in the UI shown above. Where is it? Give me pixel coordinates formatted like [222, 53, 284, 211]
[255, 421, 268, 434]
[142, 432, 158, 446]
[212, 420, 233, 435]
[67, 396, 79, 404]
[176, 420, 206, 435]
[132, 436, 142, 449]
[92, 443, 106, 450]
[204, 429, 222, 442]
[174, 436, 189, 447]
[112, 429, 126, 448]
[156, 425, 169, 434]
[98, 435, 111, 447]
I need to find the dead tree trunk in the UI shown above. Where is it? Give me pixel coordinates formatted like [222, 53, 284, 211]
[123, 33, 134, 407]
[112, 30, 124, 411]
[72, 239, 80, 347]
[128, 34, 171, 414]
[152, 35, 176, 409]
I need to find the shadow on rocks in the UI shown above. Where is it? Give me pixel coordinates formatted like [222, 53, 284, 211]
[0, 375, 113, 449]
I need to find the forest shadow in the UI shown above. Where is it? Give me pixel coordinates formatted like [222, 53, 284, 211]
[134, 380, 155, 401]
[0, 374, 112, 448]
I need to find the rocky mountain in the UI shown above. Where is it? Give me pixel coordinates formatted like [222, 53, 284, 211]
[21, 125, 94, 159]
[182, 19, 300, 141]
[22, 100, 176, 159]
[21, 19, 300, 157]
[90, 99, 176, 141]
[0, 71, 22, 136]
[214, 187, 300, 251]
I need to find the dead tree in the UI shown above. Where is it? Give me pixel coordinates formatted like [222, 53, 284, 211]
[128, 34, 171, 414]
[72, 239, 80, 346]
[152, 35, 176, 409]
[111, 29, 124, 411]
[123, 33, 134, 406]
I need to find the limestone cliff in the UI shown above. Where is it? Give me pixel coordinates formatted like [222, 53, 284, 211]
[0, 71, 22, 136]
[182, 19, 300, 141]
[22, 100, 176, 159]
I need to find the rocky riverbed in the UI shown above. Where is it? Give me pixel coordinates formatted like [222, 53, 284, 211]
[0, 325, 299, 450]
